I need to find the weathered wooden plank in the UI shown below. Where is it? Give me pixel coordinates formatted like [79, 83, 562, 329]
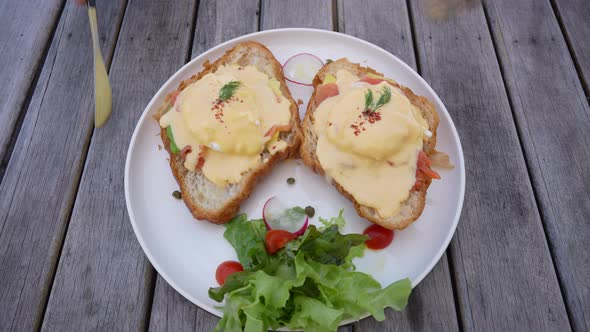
[149, 280, 220, 332]
[338, 0, 416, 68]
[38, 0, 196, 331]
[353, 260, 458, 331]
[0, 1, 126, 331]
[261, 0, 332, 30]
[0, 0, 63, 162]
[409, 1, 571, 330]
[553, 0, 590, 93]
[192, 0, 260, 56]
[148, 0, 259, 330]
[338, 1, 459, 330]
[484, 0, 590, 330]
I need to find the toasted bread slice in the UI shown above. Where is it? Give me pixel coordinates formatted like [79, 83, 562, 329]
[300, 59, 439, 230]
[154, 41, 302, 224]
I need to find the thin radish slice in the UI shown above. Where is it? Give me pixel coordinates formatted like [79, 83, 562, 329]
[282, 53, 324, 86]
[262, 197, 309, 236]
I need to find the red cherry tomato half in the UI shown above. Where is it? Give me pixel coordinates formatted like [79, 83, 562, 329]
[215, 261, 243, 286]
[363, 224, 394, 250]
[265, 229, 297, 254]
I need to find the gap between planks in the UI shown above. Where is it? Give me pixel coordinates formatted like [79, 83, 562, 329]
[548, 0, 589, 101]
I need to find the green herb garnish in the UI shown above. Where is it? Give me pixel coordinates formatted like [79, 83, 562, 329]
[364, 86, 392, 113]
[166, 126, 180, 154]
[218, 80, 242, 102]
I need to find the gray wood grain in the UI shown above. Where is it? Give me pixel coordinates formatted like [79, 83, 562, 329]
[353, 259, 458, 331]
[192, 0, 260, 57]
[409, 1, 571, 330]
[261, 0, 333, 30]
[150, 279, 220, 332]
[338, 0, 416, 68]
[553, 0, 590, 94]
[0, 0, 63, 162]
[485, 0, 590, 330]
[148, 0, 259, 331]
[39, 0, 197, 331]
[338, 1, 459, 330]
[0, 1, 126, 331]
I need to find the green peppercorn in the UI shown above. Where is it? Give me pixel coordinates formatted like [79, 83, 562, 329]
[287, 177, 295, 185]
[305, 206, 315, 218]
[172, 190, 182, 199]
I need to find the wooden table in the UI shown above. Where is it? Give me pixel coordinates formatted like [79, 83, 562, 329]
[1, 0, 588, 331]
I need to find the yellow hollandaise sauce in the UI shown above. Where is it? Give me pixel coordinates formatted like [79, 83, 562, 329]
[314, 70, 429, 218]
[159, 65, 291, 186]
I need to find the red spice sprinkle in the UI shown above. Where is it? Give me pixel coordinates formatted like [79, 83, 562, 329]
[211, 96, 241, 124]
[350, 110, 383, 136]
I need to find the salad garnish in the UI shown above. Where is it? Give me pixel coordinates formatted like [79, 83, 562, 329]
[209, 210, 412, 332]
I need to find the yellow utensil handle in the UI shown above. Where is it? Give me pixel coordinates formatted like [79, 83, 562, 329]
[88, 7, 112, 128]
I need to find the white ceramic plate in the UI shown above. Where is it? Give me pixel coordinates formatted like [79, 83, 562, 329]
[125, 28, 465, 326]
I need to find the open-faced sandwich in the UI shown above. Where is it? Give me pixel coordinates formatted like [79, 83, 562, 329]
[301, 59, 447, 230]
[154, 41, 301, 224]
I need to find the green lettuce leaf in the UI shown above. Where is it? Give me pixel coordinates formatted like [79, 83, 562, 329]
[318, 209, 346, 230]
[298, 225, 368, 265]
[210, 214, 412, 332]
[223, 214, 277, 272]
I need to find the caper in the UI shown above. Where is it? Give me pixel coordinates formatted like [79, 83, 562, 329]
[305, 206, 315, 218]
[287, 177, 295, 185]
[172, 190, 182, 199]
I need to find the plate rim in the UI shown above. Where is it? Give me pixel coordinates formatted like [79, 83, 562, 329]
[125, 27, 465, 324]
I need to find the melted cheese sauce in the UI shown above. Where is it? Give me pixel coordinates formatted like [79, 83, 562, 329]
[159, 65, 291, 186]
[314, 70, 429, 218]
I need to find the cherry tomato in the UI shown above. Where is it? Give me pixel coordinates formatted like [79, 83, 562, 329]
[315, 83, 339, 105]
[363, 224, 394, 250]
[215, 261, 243, 286]
[265, 229, 297, 254]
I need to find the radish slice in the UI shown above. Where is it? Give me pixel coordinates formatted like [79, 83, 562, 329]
[262, 197, 309, 236]
[282, 53, 324, 86]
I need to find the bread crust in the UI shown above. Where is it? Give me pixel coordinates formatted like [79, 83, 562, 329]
[154, 41, 302, 224]
[300, 58, 439, 230]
